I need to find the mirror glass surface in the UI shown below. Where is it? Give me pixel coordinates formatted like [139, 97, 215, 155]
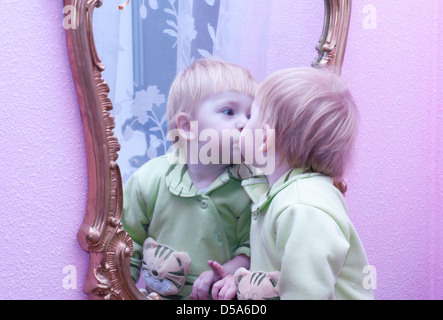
[87, 0, 335, 297]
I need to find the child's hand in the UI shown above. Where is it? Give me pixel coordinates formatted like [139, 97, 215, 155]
[191, 260, 226, 300]
[209, 260, 237, 300]
[191, 269, 216, 300]
[191, 257, 248, 300]
[211, 274, 237, 300]
[190, 260, 232, 300]
[208, 260, 229, 279]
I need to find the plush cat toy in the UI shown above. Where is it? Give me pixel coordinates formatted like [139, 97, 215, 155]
[141, 237, 191, 296]
[234, 267, 280, 300]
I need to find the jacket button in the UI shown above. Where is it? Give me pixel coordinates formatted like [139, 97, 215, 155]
[200, 200, 208, 209]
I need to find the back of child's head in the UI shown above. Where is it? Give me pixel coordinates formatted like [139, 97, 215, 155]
[167, 58, 258, 132]
[256, 67, 359, 179]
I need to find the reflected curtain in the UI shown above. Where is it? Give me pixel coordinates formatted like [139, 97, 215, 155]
[94, 0, 270, 184]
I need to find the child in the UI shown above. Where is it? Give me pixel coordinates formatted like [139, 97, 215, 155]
[232, 67, 374, 299]
[122, 58, 259, 300]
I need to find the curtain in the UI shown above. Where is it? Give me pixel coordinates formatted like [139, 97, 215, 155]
[94, 0, 271, 184]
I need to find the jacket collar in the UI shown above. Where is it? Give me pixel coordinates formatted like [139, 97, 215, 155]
[165, 162, 263, 198]
[250, 168, 322, 214]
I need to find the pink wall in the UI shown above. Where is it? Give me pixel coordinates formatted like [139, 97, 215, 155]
[0, 0, 441, 299]
[342, 1, 442, 299]
[0, 1, 88, 299]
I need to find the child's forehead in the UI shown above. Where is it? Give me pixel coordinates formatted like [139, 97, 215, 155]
[202, 90, 253, 103]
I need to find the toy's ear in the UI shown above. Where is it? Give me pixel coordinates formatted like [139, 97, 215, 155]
[266, 271, 280, 288]
[173, 251, 192, 274]
[234, 267, 250, 284]
[143, 237, 158, 252]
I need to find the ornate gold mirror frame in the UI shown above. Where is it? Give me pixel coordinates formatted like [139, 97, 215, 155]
[64, 0, 352, 300]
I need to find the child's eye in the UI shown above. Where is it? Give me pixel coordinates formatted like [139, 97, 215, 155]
[222, 108, 234, 116]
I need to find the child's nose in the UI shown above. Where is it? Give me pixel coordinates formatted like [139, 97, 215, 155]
[237, 115, 248, 131]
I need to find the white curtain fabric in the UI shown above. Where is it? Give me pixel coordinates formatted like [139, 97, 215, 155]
[93, 0, 270, 184]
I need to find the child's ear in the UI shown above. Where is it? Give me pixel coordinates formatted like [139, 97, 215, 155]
[176, 112, 197, 141]
[258, 123, 275, 153]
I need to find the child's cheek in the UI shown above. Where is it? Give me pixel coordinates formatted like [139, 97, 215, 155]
[239, 130, 252, 160]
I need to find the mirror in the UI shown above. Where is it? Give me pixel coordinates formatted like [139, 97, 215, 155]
[64, 0, 352, 300]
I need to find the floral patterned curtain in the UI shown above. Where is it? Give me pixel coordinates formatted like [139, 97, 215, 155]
[94, 0, 268, 184]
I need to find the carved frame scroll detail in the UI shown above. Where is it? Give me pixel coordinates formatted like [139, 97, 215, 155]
[312, 0, 352, 74]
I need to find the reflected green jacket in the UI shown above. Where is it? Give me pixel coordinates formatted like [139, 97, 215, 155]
[243, 168, 374, 300]
[122, 155, 256, 299]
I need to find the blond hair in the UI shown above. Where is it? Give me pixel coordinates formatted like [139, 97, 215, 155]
[256, 67, 359, 179]
[167, 58, 258, 132]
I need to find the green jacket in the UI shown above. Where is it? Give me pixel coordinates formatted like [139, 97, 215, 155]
[122, 155, 255, 299]
[243, 168, 374, 300]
